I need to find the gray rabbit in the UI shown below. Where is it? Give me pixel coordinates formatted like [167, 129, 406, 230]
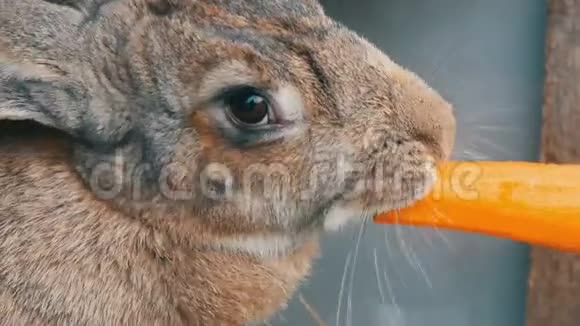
[0, 0, 455, 325]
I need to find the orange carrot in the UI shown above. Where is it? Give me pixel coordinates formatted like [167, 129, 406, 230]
[373, 161, 580, 252]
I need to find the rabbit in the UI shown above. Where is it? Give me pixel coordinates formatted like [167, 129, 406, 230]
[0, 0, 456, 325]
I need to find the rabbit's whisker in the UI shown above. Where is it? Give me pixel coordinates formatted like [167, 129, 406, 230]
[373, 247, 386, 304]
[335, 251, 352, 326]
[346, 217, 367, 326]
[382, 231, 402, 315]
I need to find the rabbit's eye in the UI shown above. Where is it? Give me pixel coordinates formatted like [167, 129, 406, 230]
[225, 87, 272, 127]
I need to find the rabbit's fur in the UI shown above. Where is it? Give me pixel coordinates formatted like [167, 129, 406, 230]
[0, 0, 456, 324]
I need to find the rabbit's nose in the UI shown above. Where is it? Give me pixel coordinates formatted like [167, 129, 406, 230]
[394, 78, 456, 161]
[409, 98, 456, 161]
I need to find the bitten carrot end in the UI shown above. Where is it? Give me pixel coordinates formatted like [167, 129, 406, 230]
[373, 161, 580, 252]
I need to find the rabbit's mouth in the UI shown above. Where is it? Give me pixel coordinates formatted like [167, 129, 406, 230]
[321, 164, 437, 231]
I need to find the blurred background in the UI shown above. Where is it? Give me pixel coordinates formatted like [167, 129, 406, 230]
[272, 0, 547, 325]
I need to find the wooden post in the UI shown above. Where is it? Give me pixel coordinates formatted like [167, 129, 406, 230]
[526, 0, 580, 325]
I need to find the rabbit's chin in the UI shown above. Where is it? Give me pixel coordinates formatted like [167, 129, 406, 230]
[322, 200, 419, 232]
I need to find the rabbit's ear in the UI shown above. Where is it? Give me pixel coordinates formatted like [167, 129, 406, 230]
[0, 60, 130, 146]
[0, 61, 74, 128]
